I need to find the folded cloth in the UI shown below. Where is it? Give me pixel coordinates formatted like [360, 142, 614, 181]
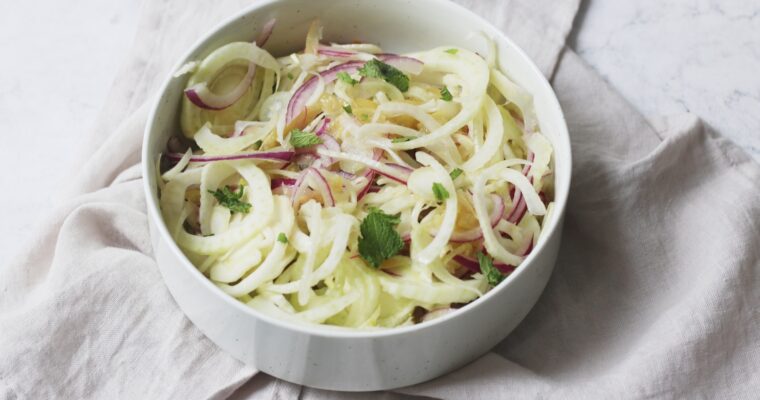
[3, 0, 759, 399]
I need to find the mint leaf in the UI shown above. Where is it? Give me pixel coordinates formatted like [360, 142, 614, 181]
[440, 87, 453, 101]
[449, 168, 463, 180]
[358, 59, 410, 92]
[337, 71, 358, 85]
[343, 104, 353, 114]
[289, 128, 323, 148]
[477, 252, 504, 286]
[445, 48, 458, 55]
[432, 182, 449, 202]
[277, 232, 288, 244]
[391, 136, 415, 143]
[358, 207, 404, 268]
[208, 185, 251, 214]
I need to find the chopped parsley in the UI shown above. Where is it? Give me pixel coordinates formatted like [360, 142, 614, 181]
[449, 168, 463, 180]
[277, 232, 288, 244]
[287, 72, 294, 79]
[253, 139, 263, 150]
[440, 87, 453, 101]
[336, 71, 358, 85]
[343, 104, 353, 114]
[477, 252, 504, 286]
[358, 207, 404, 268]
[432, 182, 449, 202]
[391, 136, 415, 143]
[445, 48, 459, 55]
[208, 185, 251, 214]
[289, 128, 323, 148]
[358, 59, 410, 92]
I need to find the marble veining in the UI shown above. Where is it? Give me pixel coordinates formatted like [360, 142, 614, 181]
[571, 0, 760, 159]
[0, 0, 142, 260]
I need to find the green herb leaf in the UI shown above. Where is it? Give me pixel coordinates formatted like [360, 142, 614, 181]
[477, 252, 504, 286]
[343, 104, 353, 114]
[289, 128, 323, 148]
[445, 48, 459, 55]
[253, 140, 263, 150]
[440, 87, 453, 101]
[287, 72, 294, 79]
[449, 168, 463, 180]
[358, 59, 410, 92]
[277, 232, 288, 244]
[208, 185, 252, 214]
[391, 136, 416, 143]
[360, 113, 369, 121]
[358, 207, 404, 268]
[432, 182, 449, 202]
[336, 71, 358, 85]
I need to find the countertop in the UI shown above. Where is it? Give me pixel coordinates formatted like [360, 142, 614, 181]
[1, 0, 758, 259]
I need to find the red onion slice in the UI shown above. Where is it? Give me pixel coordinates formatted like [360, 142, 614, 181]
[290, 168, 336, 207]
[318, 133, 340, 166]
[291, 117, 339, 167]
[374, 162, 412, 184]
[293, 116, 332, 154]
[317, 45, 358, 58]
[185, 65, 257, 110]
[453, 255, 515, 275]
[285, 61, 365, 125]
[519, 236, 534, 257]
[337, 170, 357, 180]
[447, 194, 505, 243]
[165, 150, 294, 163]
[308, 168, 335, 207]
[285, 57, 424, 125]
[184, 19, 276, 111]
[314, 47, 424, 76]
[271, 177, 296, 189]
[377, 54, 424, 75]
[505, 191, 527, 224]
[453, 231, 534, 275]
[290, 169, 309, 205]
[356, 170, 376, 201]
[355, 149, 383, 201]
[508, 152, 534, 198]
[314, 117, 331, 136]
[364, 149, 384, 177]
[506, 152, 535, 224]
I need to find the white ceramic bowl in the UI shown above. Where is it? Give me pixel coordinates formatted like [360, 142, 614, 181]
[142, 0, 571, 391]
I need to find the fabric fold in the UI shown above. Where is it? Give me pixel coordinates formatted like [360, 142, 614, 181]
[3, 0, 759, 399]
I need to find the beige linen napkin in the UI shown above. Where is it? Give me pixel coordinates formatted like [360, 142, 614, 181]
[3, 0, 759, 399]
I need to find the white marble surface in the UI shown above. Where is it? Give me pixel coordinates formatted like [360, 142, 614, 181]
[0, 0, 758, 260]
[571, 0, 760, 158]
[0, 0, 141, 260]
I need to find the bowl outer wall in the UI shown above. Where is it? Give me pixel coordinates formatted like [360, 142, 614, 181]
[141, 0, 572, 391]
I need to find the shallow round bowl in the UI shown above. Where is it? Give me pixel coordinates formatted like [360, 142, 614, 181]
[142, 0, 571, 391]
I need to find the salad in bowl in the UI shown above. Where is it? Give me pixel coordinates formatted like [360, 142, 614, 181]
[157, 19, 555, 329]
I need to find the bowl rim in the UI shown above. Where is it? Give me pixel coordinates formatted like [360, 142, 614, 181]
[141, 0, 572, 339]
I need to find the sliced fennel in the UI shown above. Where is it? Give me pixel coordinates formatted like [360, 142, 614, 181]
[159, 20, 555, 329]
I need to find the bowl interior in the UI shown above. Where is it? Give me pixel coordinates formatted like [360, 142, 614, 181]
[142, 0, 571, 336]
